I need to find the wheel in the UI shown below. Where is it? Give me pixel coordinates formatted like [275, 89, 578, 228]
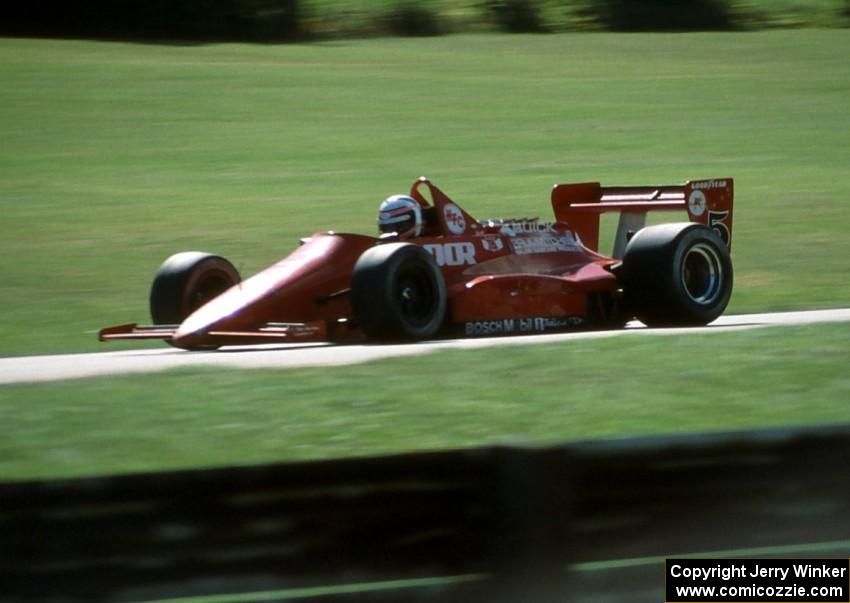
[619, 223, 733, 327]
[149, 251, 241, 325]
[351, 243, 447, 341]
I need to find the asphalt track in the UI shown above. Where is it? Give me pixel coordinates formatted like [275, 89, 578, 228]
[2, 308, 849, 385]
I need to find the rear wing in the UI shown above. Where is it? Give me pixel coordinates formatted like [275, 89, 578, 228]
[552, 179, 734, 257]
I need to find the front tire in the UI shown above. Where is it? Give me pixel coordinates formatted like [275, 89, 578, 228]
[619, 223, 733, 327]
[149, 252, 241, 325]
[351, 243, 447, 341]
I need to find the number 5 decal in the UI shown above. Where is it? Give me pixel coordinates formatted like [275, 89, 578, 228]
[708, 210, 730, 247]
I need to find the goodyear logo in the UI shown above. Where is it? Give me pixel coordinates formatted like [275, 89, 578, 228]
[691, 180, 728, 190]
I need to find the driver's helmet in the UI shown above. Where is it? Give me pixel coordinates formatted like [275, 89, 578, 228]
[377, 194, 423, 237]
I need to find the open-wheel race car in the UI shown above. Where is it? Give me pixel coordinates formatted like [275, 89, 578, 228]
[100, 177, 734, 350]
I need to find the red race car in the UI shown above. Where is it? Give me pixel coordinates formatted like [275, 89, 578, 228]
[100, 177, 734, 350]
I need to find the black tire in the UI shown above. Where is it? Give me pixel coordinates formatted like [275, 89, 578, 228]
[351, 243, 447, 341]
[149, 251, 241, 325]
[619, 223, 733, 327]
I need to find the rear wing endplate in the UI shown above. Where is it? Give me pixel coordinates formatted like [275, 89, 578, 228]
[551, 179, 734, 257]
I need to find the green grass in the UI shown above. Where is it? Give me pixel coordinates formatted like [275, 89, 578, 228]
[2, 322, 849, 481]
[0, 31, 847, 484]
[2, 31, 850, 356]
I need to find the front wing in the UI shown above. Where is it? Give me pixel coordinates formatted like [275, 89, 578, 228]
[98, 322, 330, 346]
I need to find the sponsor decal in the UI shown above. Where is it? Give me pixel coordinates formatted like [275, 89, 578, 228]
[289, 324, 323, 338]
[424, 242, 476, 266]
[691, 180, 728, 190]
[464, 316, 584, 336]
[499, 221, 557, 236]
[443, 203, 466, 235]
[510, 235, 580, 256]
[688, 189, 707, 217]
[481, 236, 504, 252]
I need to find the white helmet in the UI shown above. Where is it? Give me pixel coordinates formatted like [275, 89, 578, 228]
[377, 194, 423, 237]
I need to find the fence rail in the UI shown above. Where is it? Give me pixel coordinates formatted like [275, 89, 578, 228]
[3, 425, 850, 602]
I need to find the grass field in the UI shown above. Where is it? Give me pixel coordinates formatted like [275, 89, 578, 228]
[1, 32, 849, 481]
[2, 32, 850, 355]
[2, 322, 849, 481]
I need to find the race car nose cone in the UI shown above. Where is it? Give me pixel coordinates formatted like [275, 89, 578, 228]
[169, 330, 207, 350]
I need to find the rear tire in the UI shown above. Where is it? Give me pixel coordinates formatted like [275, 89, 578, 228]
[149, 252, 241, 325]
[620, 223, 732, 327]
[351, 243, 446, 341]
